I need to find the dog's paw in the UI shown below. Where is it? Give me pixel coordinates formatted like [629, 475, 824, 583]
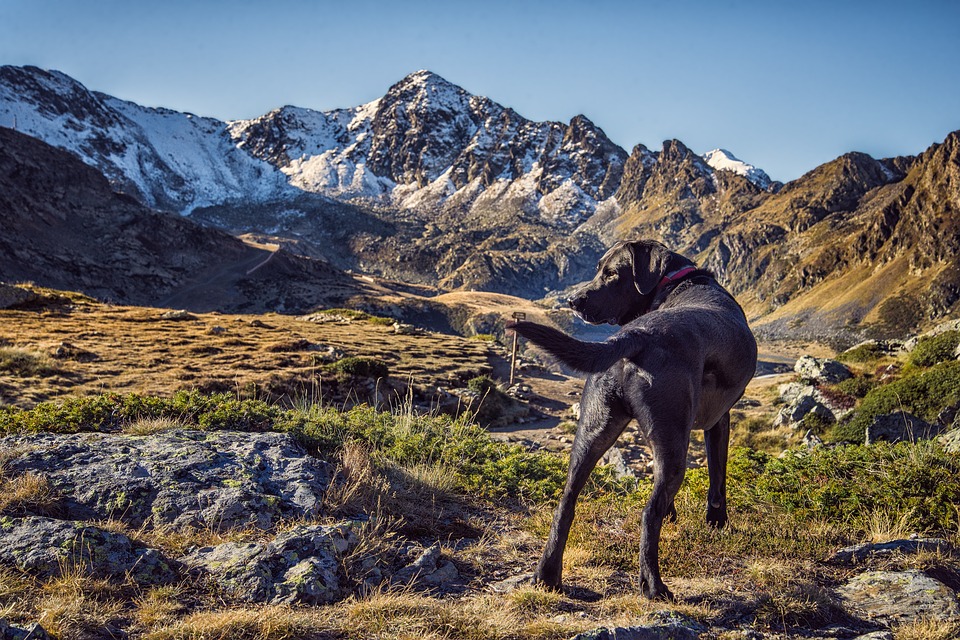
[640, 577, 675, 601]
[532, 569, 562, 592]
[706, 507, 728, 529]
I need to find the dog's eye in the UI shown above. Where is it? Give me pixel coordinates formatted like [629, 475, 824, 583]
[602, 270, 617, 281]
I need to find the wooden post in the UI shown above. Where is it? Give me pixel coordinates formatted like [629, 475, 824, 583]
[509, 311, 526, 385]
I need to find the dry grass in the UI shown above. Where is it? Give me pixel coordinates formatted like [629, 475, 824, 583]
[122, 416, 187, 435]
[36, 567, 128, 639]
[142, 604, 334, 640]
[0, 346, 59, 377]
[323, 441, 388, 516]
[132, 585, 187, 629]
[855, 507, 918, 543]
[0, 470, 58, 515]
[0, 297, 496, 408]
[893, 618, 960, 640]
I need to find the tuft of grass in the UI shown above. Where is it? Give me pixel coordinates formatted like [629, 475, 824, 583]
[122, 416, 186, 435]
[0, 347, 59, 377]
[0, 471, 58, 515]
[893, 618, 960, 640]
[507, 586, 562, 618]
[133, 584, 186, 629]
[37, 568, 127, 639]
[142, 604, 331, 640]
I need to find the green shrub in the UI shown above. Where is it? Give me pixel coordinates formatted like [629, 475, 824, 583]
[329, 357, 389, 379]
[832, 375, 875, 399]
[728, 442, 960, 534]
[909, 330, 960, 367]
[835, 360, 960, 442]
[0, 391, 280, 435]
[837, 342, 886, 363]
[467, 375, 498, 396]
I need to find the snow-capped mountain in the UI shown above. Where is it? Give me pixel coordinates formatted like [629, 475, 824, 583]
[0, 66, 291, 212]
[702, 148, 773, 190]
[0, 66, 630, 227]
[228, 70, 628, 227]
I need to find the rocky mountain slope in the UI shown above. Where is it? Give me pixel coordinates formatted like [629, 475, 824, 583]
[0, 127, 361, 313]
[2, 64, 958, 339]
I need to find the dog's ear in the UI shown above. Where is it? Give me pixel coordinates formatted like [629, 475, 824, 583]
[629, 241, 672, 295]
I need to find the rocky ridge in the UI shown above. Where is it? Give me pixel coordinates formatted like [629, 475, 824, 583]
[0, 127, 364, 313]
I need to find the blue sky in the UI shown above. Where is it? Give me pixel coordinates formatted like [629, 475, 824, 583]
[1, 0, 958, 182]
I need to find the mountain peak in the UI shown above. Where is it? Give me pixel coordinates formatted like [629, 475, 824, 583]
[390, 70, 464, 97]
[702, 148, 773, 190]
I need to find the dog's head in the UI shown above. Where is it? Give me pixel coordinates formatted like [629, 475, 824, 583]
[568, 239, 695, 325]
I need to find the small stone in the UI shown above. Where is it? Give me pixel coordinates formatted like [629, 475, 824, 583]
[795, 355, 852, 383]
[160, 309, 196, 321]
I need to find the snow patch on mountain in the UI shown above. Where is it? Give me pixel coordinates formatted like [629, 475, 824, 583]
[702, 148, 772, 189]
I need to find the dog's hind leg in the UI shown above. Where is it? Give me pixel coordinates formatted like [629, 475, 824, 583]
[534, 391, 630, 590]
[638, 428, 689, 600]
[704, 411, 730, 528]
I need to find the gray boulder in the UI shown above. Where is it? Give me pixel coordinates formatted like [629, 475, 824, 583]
[179, 522, 358, 605]
[1, 430, 331, 531]
[392, 543, 462, 590]
[828, 537, 951, 565]
[569, 611, 707, 640]
[775, 382, 848, 427]
[0, 283, 37, 309]
[795, 356, 852, 383]
[0, 516, 174, 583]
[0, 620, 52, 640]
[864, 412, 940, 445]
[836, 570, 960, 624]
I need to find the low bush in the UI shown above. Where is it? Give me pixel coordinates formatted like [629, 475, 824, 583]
[834, 360, 960, 442]
[908, 330, 960, 367]
[831, 375, 875, 398]
[329, 357, 389, 379]
[467, 375, 498, 396]
[0, 347, 59, 377]
[837, 342, 886, 364]
[728, 442, 960, 534]
[0, 391, 279, 434]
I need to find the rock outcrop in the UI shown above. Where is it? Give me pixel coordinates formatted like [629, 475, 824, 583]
[2, 430, 331, 530]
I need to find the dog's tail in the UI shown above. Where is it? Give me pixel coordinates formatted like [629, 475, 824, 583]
[507, 321, 638, 374]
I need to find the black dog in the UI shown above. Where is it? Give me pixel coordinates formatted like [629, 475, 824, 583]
[509, 239, 757, 599]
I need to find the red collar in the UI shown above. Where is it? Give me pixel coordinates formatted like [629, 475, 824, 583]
[654, 266, 698, 296]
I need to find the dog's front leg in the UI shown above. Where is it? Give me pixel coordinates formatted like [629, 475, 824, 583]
[704, 411, 730, 528]
[535, 394, 629, 590]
